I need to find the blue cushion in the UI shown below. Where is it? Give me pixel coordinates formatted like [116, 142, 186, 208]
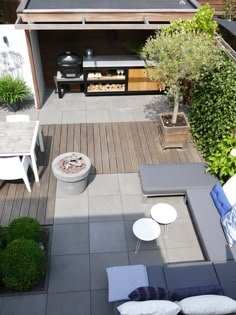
[221, 206, 236, 247]
[210, 182, 231, 218]
[128, 286, 167, 301]
[170, 284, 223, 301]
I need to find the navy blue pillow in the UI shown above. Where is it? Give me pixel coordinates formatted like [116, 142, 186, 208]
[171, 284, 223, 301]
[128, 286, 167, 301]
[210, 182, 231, 218]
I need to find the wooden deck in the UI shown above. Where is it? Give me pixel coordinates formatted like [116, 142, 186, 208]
[0, 122, 202, 226]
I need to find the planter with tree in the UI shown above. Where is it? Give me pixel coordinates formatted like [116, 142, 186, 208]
[141, 4, 218, 149]
[0, 75, 30, 112]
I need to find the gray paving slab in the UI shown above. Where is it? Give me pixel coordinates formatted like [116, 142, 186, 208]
[91, 290, 113, 315]
[89, 195, 123, 222]
[121, 194, 151, 220]
[51, 223, 89, 255]
[110, 108, 135, 122]
[46, 291, 90, 315]
[90, 252, 129, 290]
[56, 181, 88, 198]
[118, 173, 142, 195]
[54, 196, 88, 224]
[124, 220, 165, 251]
[48, 254, 90, 292]
[39, 110, 63, 124]
[86, 109, 111, 123]
[89, 221, 127, 253]
[128, 249, 167, 266]
[1, 294, 47, 315]
[62, 110, 87, 124]
[88, 174, 120, 196]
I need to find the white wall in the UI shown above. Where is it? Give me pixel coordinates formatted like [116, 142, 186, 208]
[0, 25, 35, 101]
[30, 30, 45, 107]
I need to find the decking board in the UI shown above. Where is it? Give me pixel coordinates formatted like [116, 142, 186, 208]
[0, 122, 202, 225]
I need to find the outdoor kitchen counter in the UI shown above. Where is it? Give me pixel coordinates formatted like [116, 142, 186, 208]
[83, 55, 146, 68]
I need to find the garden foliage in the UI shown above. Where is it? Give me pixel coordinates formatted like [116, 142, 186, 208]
[0, 239, 46, 291]
[189, 54, 236, 158]
[206, 137, 236, 184]
[6, 217, 42, 244]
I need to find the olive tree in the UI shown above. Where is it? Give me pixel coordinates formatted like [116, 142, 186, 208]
[141, 30, 218, 124]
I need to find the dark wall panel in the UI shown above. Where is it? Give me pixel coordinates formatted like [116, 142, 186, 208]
[38, 30, 154, 87]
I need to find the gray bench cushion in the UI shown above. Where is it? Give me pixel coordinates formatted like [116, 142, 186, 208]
[213, 262, 236, 300]
[139, 163, 217, 195]
[146, 265, 168, 292]
[163, 262, 220, 292]
[186, 188, 236, 262]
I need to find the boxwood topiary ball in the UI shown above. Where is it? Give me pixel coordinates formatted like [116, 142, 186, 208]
[1, 239, 46, 291]
[6, 217, 42, 244]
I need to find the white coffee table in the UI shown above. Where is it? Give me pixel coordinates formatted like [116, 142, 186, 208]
[150, 203, 177, 237]
[132, 218, 161, 254]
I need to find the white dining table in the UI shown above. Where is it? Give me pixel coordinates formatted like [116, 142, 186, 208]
[0, 121, 44, 182]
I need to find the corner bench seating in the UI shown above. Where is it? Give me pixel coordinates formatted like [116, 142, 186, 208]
[139, 162, 236, 262]
[111, 262, 236, 314]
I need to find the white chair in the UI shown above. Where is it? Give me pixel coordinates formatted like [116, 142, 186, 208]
[6, 115, 44, 152]
[6, 115, 30, 122]
[0, 156, 32, 192]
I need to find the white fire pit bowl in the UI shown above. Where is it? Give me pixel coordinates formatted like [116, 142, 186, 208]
[52, 152, 91, 195]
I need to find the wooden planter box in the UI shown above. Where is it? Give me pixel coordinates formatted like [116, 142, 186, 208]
[159, 112, 190, 149]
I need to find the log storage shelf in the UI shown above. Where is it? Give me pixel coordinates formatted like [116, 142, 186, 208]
[83, 55, 163, 96]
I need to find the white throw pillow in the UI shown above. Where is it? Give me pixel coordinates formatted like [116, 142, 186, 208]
[176, 294, 236, 315]
[117, 300, 181, 315]
[223, 174, 236, 207]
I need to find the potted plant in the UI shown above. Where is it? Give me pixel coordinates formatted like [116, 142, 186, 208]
[141, 5, 218, 148]
[0, 75, 30, 112]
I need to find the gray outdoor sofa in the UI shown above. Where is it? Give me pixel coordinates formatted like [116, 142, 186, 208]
[139, 162, 236, 262]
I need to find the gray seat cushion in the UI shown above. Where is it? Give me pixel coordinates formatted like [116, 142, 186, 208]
[213, 262, 236, 300]
[139, 163, 217, 195]
[163, 261, 220, 292]
[146, 265, 168, 295]
[186, 188, 236, 261]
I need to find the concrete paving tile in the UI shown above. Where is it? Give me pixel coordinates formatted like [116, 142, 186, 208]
[48, 254, 90, 292]
[89, 195, 123, 222]
[46, 291, 90, 315]
[86, 109, 111, 123]
[121, 194, 151, 220]
[56, 181, 88, 198]
[38, 110, 62, 124]
[88, 174, 120, 196]
[54, 196, 88, 224]
[133, 108, 150, 121]
[89, 221, 127, 253]
[51, 223, 89, 255]
[162, 218, 200, 249]
[166, 247, 204, 263]
[110, 108, 135, 122]
[1, 294, 46, 315]
[91, 290, 113, 315]
[90, 252, 129, 290]
[118, 173, 142, 195]
[62, 110, 86, 123]
[124, 220, 165, 251]
[129, 249, 167, 266]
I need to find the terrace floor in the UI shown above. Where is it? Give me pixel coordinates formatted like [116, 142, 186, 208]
[0, 91, 205, 315]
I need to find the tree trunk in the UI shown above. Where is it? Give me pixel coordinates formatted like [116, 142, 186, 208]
[171, 89, 179, 124]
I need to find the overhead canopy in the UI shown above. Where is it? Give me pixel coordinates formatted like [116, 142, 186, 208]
[15, 0, 200, 30]
[215, 18, 236, 37]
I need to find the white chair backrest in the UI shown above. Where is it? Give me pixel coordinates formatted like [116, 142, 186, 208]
[6, 115, 30, 122]
[0, 156, 25, 180]
[223, 174, 236, 207]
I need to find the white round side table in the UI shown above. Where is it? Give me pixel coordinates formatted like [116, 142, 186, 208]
[150, 203, 177, 238]
[132, 218, 161, 254]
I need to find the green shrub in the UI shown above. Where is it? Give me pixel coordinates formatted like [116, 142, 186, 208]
[0, 239, 46, 291]
[189, 54, 236, 157]
[6, 217, 42, 244]
[0, 225, 6, 249]
[206, 136, 236, 184]
[0, 75, 29, 105]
